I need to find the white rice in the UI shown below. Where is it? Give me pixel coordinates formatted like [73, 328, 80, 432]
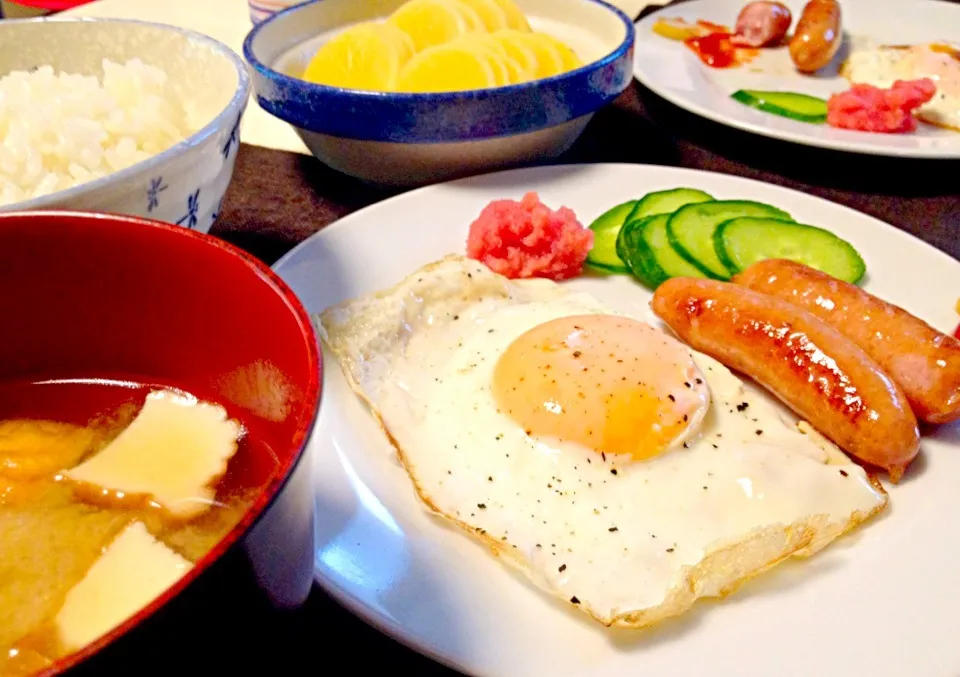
[0, 58, 197, 207]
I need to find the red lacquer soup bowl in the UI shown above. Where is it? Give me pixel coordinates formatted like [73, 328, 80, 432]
[0, 212, 321, 675]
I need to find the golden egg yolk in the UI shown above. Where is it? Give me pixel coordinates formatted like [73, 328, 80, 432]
[492, 314, 709, 460]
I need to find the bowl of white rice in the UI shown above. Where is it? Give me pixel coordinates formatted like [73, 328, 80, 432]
[0, 17, 250, 233]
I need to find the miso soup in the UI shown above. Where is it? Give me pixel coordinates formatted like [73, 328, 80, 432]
[0, 378, 277, 676]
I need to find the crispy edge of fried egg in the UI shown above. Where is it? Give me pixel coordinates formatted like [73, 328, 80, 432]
[839, 42, 960, 132]
[316, 255, 889, 629]
[318, 255, 570, 376]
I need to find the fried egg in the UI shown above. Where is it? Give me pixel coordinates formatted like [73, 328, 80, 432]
[318, 255, 887, 628]
[842, 41, 960, 131]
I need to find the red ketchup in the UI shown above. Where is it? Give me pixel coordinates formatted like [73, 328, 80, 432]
[684, 32, 737, 68]
[683, 21, 756, 68]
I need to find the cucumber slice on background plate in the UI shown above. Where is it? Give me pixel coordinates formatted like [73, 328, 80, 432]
[627, 187, 714, 222]
[731, 90, 828, 124]
[716, 217, 867, 284]
[586, 200, 637, 273]
[617, 213, 707, 289]
[667, 200, 792, 279]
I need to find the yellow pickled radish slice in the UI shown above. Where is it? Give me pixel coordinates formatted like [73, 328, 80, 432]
[397, 43, 499, 92]
[474, 47, 512, 86]
[447, 35, 511, 86]
[500, 29, 565, 78]
[454, 33, 528, 84]
[389, 0, 471, 52]
[302, 22, 406, 90]
[458, 0, 510, 31]
[447, 0, 488, 32]
[651, 17, 706, 41]
[384, 23, 418, 63]
[490, 30, 539, 81]
[536, 32, 584, 72]
[489, 0, 531, 31]
[500, 56, 529, 84]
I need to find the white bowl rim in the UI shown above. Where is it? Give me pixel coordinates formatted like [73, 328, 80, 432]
[0, 16, 251, 213]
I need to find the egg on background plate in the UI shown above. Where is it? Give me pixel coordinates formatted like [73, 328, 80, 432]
[318, 255, 887, 628]
[841, 41, 960, 131]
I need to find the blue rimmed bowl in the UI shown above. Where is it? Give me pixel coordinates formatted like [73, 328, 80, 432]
[243, 0, 635, 186]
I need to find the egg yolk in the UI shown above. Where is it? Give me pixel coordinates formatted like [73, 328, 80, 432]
[909, 45, 960, 98]
[492, 314, 709, 460]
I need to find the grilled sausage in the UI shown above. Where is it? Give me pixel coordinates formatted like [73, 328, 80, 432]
[733, 259, 960, 425]
[652, 277, 920, 481]
[732, 1, 793, 48]
[788, 0, 842, 73]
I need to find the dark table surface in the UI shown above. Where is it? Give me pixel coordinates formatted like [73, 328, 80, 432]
[215, 86, 960, 267]
[200, 5, 958, 674]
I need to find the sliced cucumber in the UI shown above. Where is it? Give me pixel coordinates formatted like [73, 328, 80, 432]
[617, 213, 707, 289]
[627, 187, 714, 221]
[586, 200, 637, 273]
[667, 200, 792, 279]
[586, 188, 715, 274]
[716, 217, 867, 284]
[731, 90, 828, 124]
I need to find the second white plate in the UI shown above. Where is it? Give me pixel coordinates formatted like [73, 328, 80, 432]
[633, 0, 960, 158]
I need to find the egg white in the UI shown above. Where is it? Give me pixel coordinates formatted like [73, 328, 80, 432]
[319, 255, 888, 628]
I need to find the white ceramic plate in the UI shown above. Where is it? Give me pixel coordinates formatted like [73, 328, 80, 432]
[274, 164, 960, 677]
[633, 0, 960, 158]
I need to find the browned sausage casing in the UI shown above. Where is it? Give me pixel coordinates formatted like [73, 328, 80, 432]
[732, 1, 793, 48]
[652, 277, 920, 481]
[789, 0, 842, 73]
[733, 259, 960, 425]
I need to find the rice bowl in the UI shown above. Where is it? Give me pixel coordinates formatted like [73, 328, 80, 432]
[0, 59, 197, 206]
[0, 18, 250, 233]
